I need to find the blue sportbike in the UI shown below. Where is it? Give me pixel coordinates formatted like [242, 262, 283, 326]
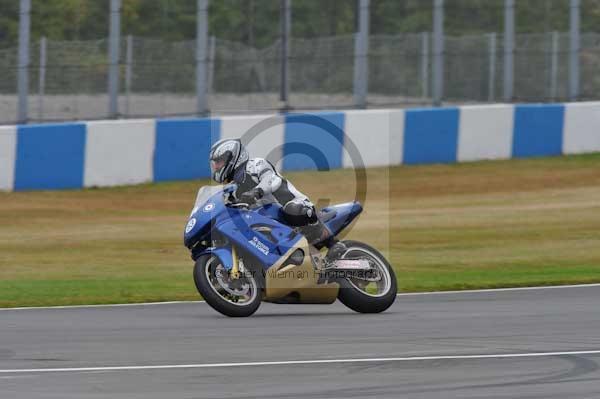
[184, 184, 397, 317]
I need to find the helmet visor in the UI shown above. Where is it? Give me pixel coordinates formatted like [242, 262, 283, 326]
[210, 159, 226, 174]
[210, 151, 233, 177]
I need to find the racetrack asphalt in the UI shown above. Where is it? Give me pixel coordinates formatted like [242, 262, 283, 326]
[1, 285, 600, 399]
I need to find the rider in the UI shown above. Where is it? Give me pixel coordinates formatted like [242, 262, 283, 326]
[209, 138, 346, 262]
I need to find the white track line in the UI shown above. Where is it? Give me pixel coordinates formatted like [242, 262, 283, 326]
[395, 283, 600, 296]
[0, 301, 203, 311]
[2, 350, 600, 374]
[2, 283, 600, 311]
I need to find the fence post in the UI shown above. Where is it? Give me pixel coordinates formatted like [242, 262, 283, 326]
[207, 36, 216, 97]
[488, 33, 497, 102]
[421, 32, 430, 99]
[432, 0, 444, 107]
[17, 0, 31, 124]
[550, 31, 559, 101]
[196, 0, 209, 116]
[108, 0, 121, 119]
[124, 35, 133, 117]
[353, 0, 369, 109]
[280, 0, 292, 111]
[503, 0, 514, 102]
[38, 37, 47, 122]
[569, 0, 580, 101]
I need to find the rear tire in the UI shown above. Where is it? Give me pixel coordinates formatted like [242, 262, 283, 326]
[337, 241, 397, 314]
[193, 254, 261, 317]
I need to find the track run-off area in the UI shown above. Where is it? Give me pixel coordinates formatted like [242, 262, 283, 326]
[2, 284, 600, 398]
[2, 154, 600, 308]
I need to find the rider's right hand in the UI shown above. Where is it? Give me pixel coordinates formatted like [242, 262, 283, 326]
[239, 188, 264, 204]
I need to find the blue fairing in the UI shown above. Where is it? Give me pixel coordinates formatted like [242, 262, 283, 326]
[195, 245, 234, 269]
[322, 202, 363, 237]
[215, 212, 302, 269]
[255, 203, 287, 223]
[184, 188, 227, 248]
[184, 185, 362, 272]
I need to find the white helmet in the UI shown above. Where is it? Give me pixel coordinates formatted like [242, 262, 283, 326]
[209, 139, 249, 183]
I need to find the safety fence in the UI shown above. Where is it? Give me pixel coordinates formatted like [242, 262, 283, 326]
[2, 32, 600, 125]
[1, 101, 599, 191]
[3, 0, 600, 124]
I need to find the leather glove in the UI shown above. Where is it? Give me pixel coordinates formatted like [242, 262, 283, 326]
[239, 187, 264, 204]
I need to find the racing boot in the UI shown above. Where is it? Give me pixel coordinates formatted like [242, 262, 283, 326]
[300, 220, 331, 249]
[300, 221, 347, 264]
[325, 240, 347, 263]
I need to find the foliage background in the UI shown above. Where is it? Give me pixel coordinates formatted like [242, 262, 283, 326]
[1, 0, 600, 47]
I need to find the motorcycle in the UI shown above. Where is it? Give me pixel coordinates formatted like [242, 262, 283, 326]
[183, 183, 397, 317]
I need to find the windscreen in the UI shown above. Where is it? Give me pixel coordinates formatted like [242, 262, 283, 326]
[193, 185, 224, 209]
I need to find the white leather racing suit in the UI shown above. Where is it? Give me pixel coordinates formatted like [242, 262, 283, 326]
[232, 158, 327, 243]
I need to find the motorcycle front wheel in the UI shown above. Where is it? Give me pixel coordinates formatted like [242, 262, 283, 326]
[336, 240, 397, 314]
[193, 254, 261, 317]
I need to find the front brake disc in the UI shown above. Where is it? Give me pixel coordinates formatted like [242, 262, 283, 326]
[215, 266, 250, 296]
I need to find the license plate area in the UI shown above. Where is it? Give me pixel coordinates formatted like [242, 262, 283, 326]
[332, 259, 371, 271]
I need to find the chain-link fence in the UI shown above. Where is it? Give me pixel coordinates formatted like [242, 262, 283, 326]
[1, 0, 600, 124]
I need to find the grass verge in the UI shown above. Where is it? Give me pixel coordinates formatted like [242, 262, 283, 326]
[1, 154, 599, 307]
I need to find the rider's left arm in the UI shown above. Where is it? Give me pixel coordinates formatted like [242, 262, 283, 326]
[253, 159, 282, 197]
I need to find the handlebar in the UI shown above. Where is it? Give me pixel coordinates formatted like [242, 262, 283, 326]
[228, 202, 250, 209]
[223, 183, 238, 194]
[223, 184, 250, 209]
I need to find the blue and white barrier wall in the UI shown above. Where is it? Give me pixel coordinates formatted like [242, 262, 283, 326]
[1, 102, 599, 191]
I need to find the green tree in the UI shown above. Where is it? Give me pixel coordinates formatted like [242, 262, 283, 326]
[0, 0, 19, 47]
[1, 0, 600, 49]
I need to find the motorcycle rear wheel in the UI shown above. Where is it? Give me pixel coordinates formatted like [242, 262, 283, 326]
[336, 240, 397, 314]
[193, 254, 261, 317]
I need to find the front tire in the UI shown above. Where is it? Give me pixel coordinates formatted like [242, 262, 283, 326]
[193, 254, 261, 317]
[337, 240, 397, 314]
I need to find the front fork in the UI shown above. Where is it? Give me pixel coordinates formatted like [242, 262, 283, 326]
[230, 245, 240, 280]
